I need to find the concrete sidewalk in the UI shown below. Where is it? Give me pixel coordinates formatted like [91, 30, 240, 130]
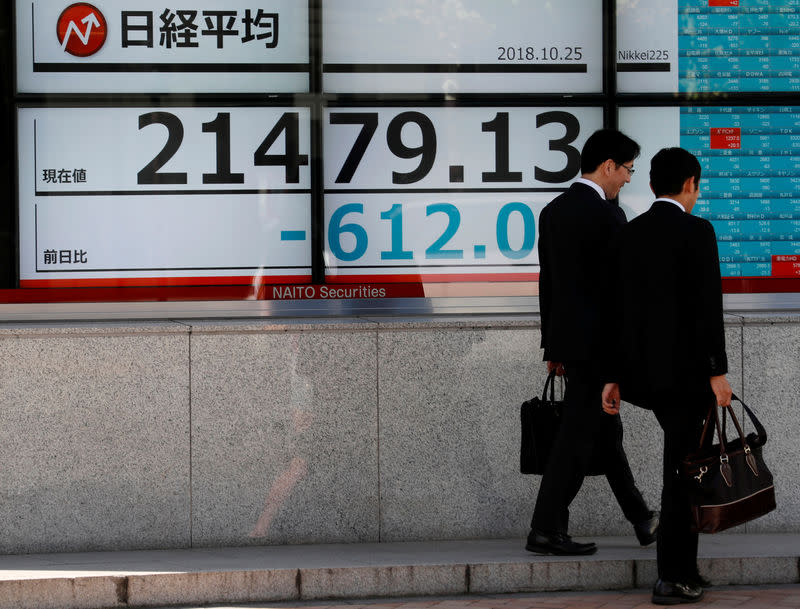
[0, 535, 797, 609]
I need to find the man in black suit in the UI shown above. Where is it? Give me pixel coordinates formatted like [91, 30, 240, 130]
[527, 129, 658, 556]
[602, 147, 732, 605]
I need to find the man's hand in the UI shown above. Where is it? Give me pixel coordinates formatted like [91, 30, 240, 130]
[710, 374, 732, 407]
[547, 361, 565, 376]
[602, 382, 620, 415]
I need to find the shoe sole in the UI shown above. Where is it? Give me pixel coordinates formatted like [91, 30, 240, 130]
[524, 543, 597, 556]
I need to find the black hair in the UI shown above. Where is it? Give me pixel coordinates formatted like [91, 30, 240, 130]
[649, 147, 702, 197]
[580, 129, 641, 174]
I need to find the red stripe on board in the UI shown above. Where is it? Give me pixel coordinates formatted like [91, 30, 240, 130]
[19, 275, 312, 289]
[2, 275, 792, 304]
[722, 277, 800, 293]
[326, 273, 539, 283]
[0, 286, 257, 303]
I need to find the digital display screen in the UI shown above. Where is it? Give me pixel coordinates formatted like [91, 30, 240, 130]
[323, 106, 603, 281]
[617, 0, 800, 94]
[15, 0, 310, 93]
[619, 106, 800, 279]
[17, 106, 312, 287]
[10, 2, 800, 299]
[322, 0, 603, 93]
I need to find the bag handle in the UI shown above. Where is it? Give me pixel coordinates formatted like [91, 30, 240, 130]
[698, 399, 744, 485]
[732, 393, 768, 446]
[698, 398, 718, 448]
[697, 393, 768, 457]
[541, 369, 568, 403]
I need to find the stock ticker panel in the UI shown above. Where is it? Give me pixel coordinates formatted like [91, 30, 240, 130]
[682, 107, 800, 278]
[679, 0, 800, 93]
[618, 0, 800, 94]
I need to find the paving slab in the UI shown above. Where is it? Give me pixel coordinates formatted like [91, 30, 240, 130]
[142, 584, 800, 609]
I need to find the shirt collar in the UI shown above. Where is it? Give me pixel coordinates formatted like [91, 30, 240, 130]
[654, 197, 686, 212]
[575, 177, 606, 200]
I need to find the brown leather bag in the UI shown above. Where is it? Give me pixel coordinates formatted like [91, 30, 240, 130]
[681, 395, 775, 534]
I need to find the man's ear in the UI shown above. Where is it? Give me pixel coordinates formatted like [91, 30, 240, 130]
[681, 176, 696, 194]
[649, 182, 655, 195]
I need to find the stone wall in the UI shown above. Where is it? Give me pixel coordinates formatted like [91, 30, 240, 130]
[0, 313, 796, 554]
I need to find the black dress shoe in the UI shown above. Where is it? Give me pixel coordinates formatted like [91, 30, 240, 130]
[633, 510, 660, 546]
[651, 578, 704, 605]
[525, 530, 597, 556]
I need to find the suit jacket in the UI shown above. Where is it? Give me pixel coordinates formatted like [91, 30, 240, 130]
[610, 200, 728, 405]
[538, 182, 627, 364]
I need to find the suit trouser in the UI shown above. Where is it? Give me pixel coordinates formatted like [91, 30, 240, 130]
[652, 394, 712, 581]
[530, 361, 650, 535]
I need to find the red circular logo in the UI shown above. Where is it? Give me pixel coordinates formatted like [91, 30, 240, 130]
[57, 3, 107, 57]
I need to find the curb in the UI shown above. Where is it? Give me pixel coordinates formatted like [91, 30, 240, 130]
[0, 536, 797, 609]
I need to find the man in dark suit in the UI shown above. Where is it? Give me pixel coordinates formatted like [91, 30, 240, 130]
[602, 147, 732, 605]
[527, 129, 658, 556]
